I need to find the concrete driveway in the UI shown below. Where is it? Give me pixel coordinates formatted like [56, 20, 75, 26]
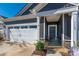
[0, 42, 35, 56]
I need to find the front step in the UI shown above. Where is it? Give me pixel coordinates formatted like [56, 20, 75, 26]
[47, 46, 62, 48]
[46, 48, 62, 56]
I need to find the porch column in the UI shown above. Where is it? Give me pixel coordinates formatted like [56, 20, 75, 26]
[44, 17, 46, 40]
[5, 26, 9, 41]
[71, 11, 78, 47]
[37, 16, 40, 40]
[62, 14, 65, 47]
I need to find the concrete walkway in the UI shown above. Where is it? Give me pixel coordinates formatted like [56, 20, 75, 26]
[46, 49, 62, 56]
[46, 47, 69, 56]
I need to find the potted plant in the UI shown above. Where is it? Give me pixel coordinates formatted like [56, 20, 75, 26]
[32, 40, 47, 56]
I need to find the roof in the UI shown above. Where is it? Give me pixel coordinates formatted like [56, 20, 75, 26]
[16, 3, 33, 16]
[16, 3, 48, 16]
[2, 3, 78, 22]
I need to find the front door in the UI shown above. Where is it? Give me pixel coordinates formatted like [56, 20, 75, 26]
[48, 25, 60, 46]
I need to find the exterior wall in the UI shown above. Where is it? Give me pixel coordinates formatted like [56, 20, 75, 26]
[40, 17, 44, 39]
[5, 18, 37, 25]
[0, 23, 5, 40]
[57, 16, 62, 45]
[64, 14, 71, 40]
[77, 9, 79, 45]
[45, 18, 48, 40]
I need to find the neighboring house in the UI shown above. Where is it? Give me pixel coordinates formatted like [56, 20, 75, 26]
[0, 16, 6, 40]
[1, 3, 79, 48]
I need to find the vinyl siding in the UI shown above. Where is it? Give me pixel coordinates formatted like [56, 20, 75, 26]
[77, 11, 79, 41]
[64, 14, 71, 40]
[40, 17, 44, 39]
[5, 18, 37, 25]
[57, 16, 62, 45]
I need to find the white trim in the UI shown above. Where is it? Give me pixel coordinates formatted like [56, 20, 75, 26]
[71, 12, 74, 47]
[37, 16, 40, 40]
[5, 26, 9, 40]
[32, 3, 48, 12]
[48, 25, 57, 41]
[37, 6, 78, 17]
[6, 23, 37, 27]
[44, 17, 45, 39]
[3, 14, 36, 22]
[16, 3, 33, 16]
[71, 11, 78, 47]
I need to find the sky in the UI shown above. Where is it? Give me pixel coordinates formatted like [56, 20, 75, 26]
[0, 3, 27, 18]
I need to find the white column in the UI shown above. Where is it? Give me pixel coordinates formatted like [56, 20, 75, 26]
[5, 26, 9, 41]
[44, 17, 45, 40]
[71, 11, 78, 47]
[37, 16, 40, 40]
[62, 14, 65, 47]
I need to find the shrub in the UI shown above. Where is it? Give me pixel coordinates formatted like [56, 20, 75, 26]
[35, 40, 44, 51]
[77, 40, 79, 48]
[0, 32, 4, 41]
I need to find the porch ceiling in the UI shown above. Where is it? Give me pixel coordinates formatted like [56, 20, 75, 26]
[46, 14, 61, 22]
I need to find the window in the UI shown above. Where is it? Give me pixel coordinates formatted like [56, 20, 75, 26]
[8, 27, 13, 29]
[21, 26, 28, 29]
[14, 26, 19, 29]
[29, 25, 37, 28]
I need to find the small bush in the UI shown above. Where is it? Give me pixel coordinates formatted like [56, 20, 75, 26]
[35, 40, 44, 51]
[77, 40, 79, 48]
[0, 33, 4, 41]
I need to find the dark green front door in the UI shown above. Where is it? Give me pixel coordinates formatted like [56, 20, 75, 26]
[48, 25, 60, 46]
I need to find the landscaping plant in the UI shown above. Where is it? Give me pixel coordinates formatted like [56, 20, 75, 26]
[35, 40, 44, 51]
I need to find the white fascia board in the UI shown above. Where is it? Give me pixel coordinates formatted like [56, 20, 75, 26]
[16, 3, 33, 16]
[3, 14, 36, 22]
[37, 6, 78, 17]
[69, 3, 79, 6]
[32, 3, 48, 12]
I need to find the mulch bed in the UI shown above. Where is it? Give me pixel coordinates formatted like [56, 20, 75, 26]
[32, 49, 47, 56]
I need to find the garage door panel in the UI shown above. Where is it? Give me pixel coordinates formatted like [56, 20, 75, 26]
[9, 27, 38, 43]
[10, 29, 19, 42]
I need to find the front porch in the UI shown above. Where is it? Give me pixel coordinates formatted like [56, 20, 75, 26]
[35, 5, 78, 50]
[39, 13, 71, 49]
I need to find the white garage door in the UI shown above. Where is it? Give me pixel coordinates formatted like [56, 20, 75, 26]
[9, 25, 38, 43]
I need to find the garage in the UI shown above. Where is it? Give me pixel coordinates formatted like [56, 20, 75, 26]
[8, 23, 38, 43]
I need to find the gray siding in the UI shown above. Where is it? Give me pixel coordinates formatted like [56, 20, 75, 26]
[77, 11, 79, 41]
[57, 16, 62, 45]
[40, 17, 44, 39]
[5, 18, 37, 25]
[64, 14, 71, 40]
[45, 18, 48, 40]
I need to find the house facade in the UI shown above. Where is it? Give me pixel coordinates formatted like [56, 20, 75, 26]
[1, 3, 79, 48]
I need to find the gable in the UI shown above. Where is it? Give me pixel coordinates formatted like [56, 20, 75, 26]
[21, 3, 38, 16]
[39, 3, 74, 12]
